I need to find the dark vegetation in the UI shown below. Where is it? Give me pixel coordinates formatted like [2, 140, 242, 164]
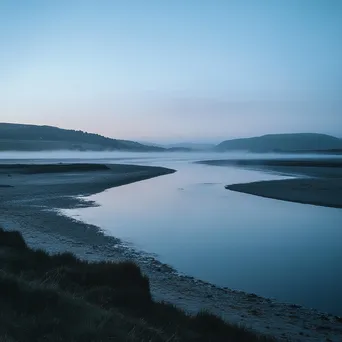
[0, 227, 275, 342]
[215, 133, 342, 152]
[0, 123, 164, 152]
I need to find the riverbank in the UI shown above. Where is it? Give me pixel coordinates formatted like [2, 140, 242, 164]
[0, 227, 273, 342]
[198, 158, 342, 208]
[1, 163, 342, 341]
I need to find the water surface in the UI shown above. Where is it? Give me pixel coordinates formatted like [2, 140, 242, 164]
[60, 153, 342, 315]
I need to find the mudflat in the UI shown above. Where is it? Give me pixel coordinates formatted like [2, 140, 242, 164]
[198, 158, 342, 208]
[0, 163, 176, 202]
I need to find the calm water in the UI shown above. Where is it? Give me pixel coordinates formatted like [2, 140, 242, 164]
[60, 153, 342, 315]
[2, 151, 341, 315]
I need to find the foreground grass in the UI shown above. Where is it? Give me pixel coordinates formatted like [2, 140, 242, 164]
[0, 228, 275, 342]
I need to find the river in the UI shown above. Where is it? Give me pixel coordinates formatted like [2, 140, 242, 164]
[61, 152, 342, 315]
[1, 151, 342, 315]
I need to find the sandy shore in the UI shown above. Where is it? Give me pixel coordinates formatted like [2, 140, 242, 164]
[1, 163, 342, 341]
[198, 158, 342, 208]
[226, 178, 342, 208]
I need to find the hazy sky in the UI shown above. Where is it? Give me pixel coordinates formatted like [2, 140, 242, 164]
[1, 0, 342, 142]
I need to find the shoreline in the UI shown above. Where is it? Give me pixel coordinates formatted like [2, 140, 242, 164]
[226, 178, 342, 209]
[198, 158, 342, 209]
[1, 163, 342, 341]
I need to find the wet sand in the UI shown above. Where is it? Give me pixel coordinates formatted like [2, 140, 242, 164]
[198, 158, 342, 208]
[1, 162, 342, 341]
[226, 178, 342, 208]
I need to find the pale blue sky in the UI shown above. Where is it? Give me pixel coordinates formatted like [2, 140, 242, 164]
[1, 0, 341, 142]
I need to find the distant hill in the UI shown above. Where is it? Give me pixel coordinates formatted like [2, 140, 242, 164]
[215, 133, 342, 153]
[0, 123, 164, 152]
[164, 143, 216, 151]
[166, 147, 193, 152]
[137, 141, 217, 151]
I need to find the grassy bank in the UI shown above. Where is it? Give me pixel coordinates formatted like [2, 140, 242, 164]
[0, 228, 273, 342]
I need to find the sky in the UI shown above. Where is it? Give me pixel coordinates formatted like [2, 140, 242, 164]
[1, 0, 342, 143]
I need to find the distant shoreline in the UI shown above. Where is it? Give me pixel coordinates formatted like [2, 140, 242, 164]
[197, 158, 342, 208]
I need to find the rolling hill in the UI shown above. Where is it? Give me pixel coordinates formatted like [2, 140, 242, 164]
[0, 123, 164, 152]
[215, 133, 342, 153]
